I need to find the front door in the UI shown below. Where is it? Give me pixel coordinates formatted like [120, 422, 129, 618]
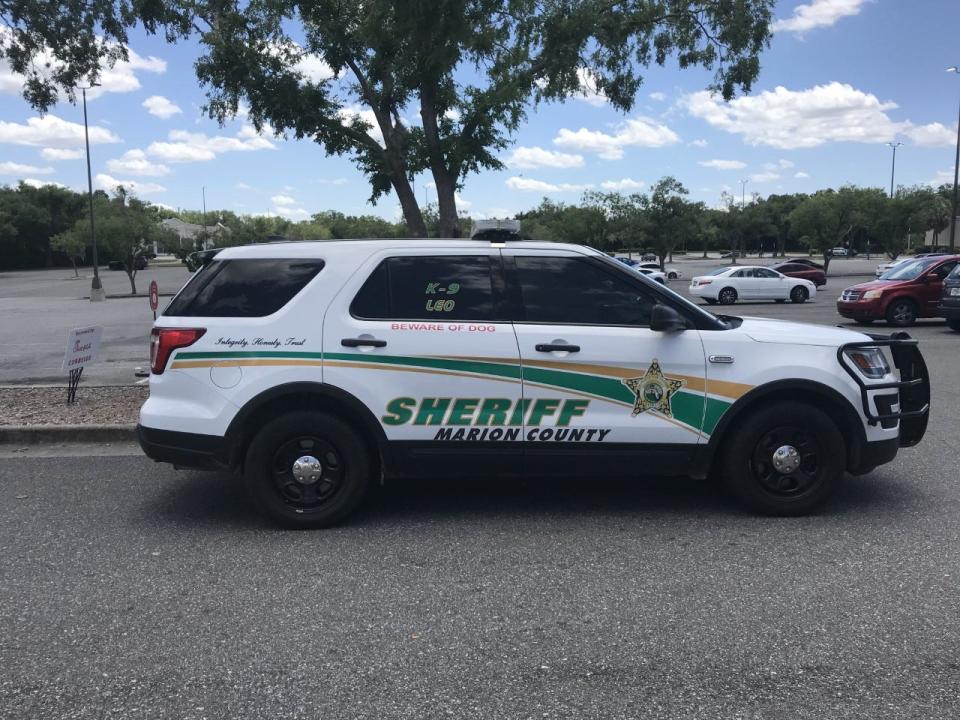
[922, 260, 958, 315]
[322, 248, 524, 475]
[753, 267, 789, 300]
[503, 249, 708, 476]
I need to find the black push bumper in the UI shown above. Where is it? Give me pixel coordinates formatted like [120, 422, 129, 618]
[837, 332, 930, 448]
[137, 425, 230, 470]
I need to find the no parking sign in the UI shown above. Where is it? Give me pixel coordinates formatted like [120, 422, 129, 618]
[149, 280, 159, 320]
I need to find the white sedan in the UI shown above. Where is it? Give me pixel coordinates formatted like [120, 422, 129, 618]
[689, 266, 817, 305]
[637, 267, 668, 284]
[637, 261, 683, 280]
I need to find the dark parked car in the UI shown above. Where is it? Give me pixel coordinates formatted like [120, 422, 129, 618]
[788, 258, 825, 271]
[837, 254, 960, 326]
[108, 255, 148, 271]
[771, 261, 827, 287]
[938, 263, 960, 332]
[185, 248, 221, 272]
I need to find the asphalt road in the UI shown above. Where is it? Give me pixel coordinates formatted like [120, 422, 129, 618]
[2, 298, 960, 717]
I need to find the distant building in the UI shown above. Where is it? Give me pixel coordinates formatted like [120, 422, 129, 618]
[159, 218, 231, 253]
[923, 216, 959, 248]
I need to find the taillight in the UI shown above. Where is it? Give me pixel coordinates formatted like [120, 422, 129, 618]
[150, 327, 206, 375]
[697, 279, 712, 285]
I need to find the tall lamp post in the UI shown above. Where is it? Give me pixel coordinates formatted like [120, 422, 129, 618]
[81, 83, 105, 301]
[740, 178, 749, 208]
[886, 141, 903, 197]
[947, 67, 960, 250]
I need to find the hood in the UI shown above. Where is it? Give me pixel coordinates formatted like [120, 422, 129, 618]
[845, 278, 905, 291]
[736, 316, 870, 347]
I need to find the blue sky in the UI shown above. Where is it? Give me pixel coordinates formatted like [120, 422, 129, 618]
[1, 0, 959, 221]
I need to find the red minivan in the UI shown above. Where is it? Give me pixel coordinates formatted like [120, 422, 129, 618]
[837, 255, 960, 326]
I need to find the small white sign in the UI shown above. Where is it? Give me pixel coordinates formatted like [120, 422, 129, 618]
[63, 325, 103, 372]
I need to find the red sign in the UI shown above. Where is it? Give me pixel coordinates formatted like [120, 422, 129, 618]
[149, 280, 159, 311]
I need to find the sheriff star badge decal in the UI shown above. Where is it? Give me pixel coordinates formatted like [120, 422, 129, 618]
[622, 360, 685, 418]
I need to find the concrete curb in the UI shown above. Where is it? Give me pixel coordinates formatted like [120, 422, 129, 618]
[0, 424, 137, 445]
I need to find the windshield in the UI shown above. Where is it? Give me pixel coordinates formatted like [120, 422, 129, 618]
[881, 257, 940, 281]
[708, 267, 732, 276]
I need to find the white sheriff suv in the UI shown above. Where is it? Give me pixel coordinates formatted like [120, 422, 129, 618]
[139, 239, 930, 528]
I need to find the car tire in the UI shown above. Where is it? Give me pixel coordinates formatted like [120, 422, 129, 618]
[885, 298, 918, 327]
[244, 410, 372, 529]
[668, 271, 678, 280]
[721, 402, 846, 516]
[718, 287, 738, 305]
[948, 318, 960, 332]
[790, 286, 809, 303]
[656, 278, 665, 285]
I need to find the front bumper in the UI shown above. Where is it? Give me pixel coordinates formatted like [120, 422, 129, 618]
[837, 299, 882, 320]
[138, 424, 230, 470]
[937, 297, 960, 319]
[837, 332, 930, 447]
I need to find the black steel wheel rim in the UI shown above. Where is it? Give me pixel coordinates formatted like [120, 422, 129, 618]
[749, 426, 823, 498]
[271, 435, 345, 511]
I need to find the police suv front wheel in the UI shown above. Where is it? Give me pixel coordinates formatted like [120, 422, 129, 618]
[244, 411, 371, 528]
[722, 403, 845, 516]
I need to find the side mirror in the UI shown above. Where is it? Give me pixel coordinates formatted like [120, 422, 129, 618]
[650, 304, 688, 332]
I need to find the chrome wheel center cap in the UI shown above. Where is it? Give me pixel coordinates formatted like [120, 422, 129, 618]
[292, 455, 323, 485]
[772, 445, 801, 474]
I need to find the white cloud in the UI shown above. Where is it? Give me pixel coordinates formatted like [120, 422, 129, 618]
[318, 178, 349, 186]
[794, 171, 811, 178]
[147, 128, 274, 163]
[573, 68, 607, 107]
[928, 169, 955, 187]
[553, 116, 680, 160]
[454, 192, 472, 211]
[0, 161, 54, 176]
[142, 95, 182, 119]
[273, 205, 310, 220]
[271, 194, 296, 206]
[41, 148, 84, 161]
[749, 171, 780, 183]
[690, 138, 709, 148]
[698, 159, 747, 170]
[649, 92, 667, 102]
[94, 173, 166, 195]
[22, 178, 66, 189]
[106, 149, 170, 177]
[772, 0, 867, 33]
[905, 122, 956, 147]
[0, 115, 120, 148]
[337, 106, 383, 146]
[236, 182, 252, 190]
[600, 178, 645, 191]
[0, 43, 165, 99]
[506, 146, 585, 169]
[777, 159, 795, 169]
[505, 176, 591, 193]
[684, 83, 909, 149]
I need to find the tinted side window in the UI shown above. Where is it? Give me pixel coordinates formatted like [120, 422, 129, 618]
[755, 268, 779, 278]
[933, 261, 957, 280]
[165, 259, 324, 317]
[351, 255, 497, 320]
[515, 256, 655, 326]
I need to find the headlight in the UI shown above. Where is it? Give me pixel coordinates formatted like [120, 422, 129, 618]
[863, 289, 883, 300]
[843, 347, 890, 379]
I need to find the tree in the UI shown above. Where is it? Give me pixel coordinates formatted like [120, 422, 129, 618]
[50, 230, 86, 277]
[788, 190, 856, 273]
[143, 0, 770, 238]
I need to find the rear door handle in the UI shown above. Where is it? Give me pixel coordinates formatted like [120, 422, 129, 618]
[535, 343, 580, 353]
[341, 337, 387, 348]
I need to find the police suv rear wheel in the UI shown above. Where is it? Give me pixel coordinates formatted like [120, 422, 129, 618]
[244, 411, 371, 528]
[722, 403, 845, 516]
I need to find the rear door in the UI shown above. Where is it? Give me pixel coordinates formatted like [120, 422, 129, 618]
[922, 259, 958, 314]
[504, 249, 708, 476]
[322, 248, 524, 475]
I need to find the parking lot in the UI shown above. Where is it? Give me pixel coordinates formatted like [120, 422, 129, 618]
[2, 254, 959, 718]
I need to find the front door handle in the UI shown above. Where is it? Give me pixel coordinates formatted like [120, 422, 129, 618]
[535, 343, 580, 353]
[341, 337, 387, 348]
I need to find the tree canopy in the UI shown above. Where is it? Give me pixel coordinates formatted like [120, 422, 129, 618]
[4, 0, 774, 237]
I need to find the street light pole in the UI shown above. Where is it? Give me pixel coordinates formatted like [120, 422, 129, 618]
[886, 141, 903, 198]
[740, 178, 749, 208]
[947, 67, 960, 250]
[81, 84, 105, 301]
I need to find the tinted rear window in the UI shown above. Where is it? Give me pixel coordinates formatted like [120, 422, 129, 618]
[165, 259, 324, 317]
